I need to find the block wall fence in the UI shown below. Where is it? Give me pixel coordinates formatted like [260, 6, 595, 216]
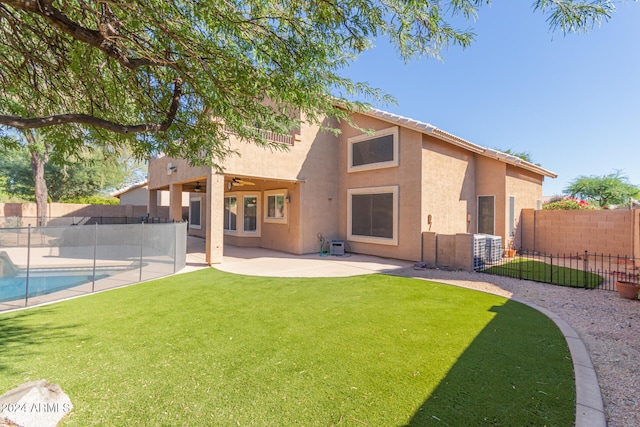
[0, 203, 148, 224]
[518, 209, 640, 259]
[421, 209, 640, 271]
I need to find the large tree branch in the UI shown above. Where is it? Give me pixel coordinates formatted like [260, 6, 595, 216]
[2, 0, 171, 70]
[1, 78, 183, 133]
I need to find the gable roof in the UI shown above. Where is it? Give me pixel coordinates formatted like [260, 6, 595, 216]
[364, 108, 558, 179]
[110, 181, 148, 198]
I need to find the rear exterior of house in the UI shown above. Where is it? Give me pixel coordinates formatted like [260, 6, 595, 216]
[147, 109, 556, 264]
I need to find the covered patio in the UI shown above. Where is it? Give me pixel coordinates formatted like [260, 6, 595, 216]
[184, 236, 413, 277]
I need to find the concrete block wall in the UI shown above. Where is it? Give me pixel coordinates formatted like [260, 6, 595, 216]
[0, 203, 148, 225]
[421, 231, 475, 271]
[519, 209, 639, 259]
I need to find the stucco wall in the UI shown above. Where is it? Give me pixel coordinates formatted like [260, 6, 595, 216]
[505, 166, 543, 248]
[337, 115, 423, 262]
[422, 136, 475, 236]
[519, 208, 640, 258]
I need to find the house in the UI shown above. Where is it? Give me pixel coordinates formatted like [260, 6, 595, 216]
[112, 181, 190, 218]
[147, 108, 557, 265]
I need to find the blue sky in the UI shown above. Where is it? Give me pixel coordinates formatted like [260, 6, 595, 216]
[341, 1, 640, 196]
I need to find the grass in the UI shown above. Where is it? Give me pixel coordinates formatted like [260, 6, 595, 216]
[0, 269, 575, 426]
[483, 258, 604, 288]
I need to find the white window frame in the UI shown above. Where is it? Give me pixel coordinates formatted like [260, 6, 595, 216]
[224, 192, 261, 237]
[264, 189, 288, 224]
[189, 197, 202, 229]
[347, 186, 399, 246]
[223, 195, 237, 232]
[347, 126, 399, 173]
[509, 195, 516, 237]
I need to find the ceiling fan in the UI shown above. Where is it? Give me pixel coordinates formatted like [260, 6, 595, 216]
[231, 177, 255, 187]
[194, 182, 202, 192]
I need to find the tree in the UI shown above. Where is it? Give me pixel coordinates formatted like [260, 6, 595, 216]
[0, 142, 143, 204]
[0, 0, 616, 168]
[497, 149, 541, 166]
[564, 171, 640, 208]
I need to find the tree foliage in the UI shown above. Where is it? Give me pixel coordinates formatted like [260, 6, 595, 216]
[0, 0, 617, 166]
[0, 143, 144, 202]
[543, 196, 597, 210]
[564, 171, 640, 208]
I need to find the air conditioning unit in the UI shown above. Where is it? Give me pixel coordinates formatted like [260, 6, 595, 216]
[330, 240, 345, 256]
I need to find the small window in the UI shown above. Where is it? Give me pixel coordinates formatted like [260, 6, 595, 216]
[189, 198, 201, 229]
[348, 186, 398, 245]
[224, 196, 237, 231]
[348, 127, 399, 172]
[478, 195, 495, 235]
[264, 189, 288, 223]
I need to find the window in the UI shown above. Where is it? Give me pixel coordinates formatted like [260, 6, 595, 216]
[347, 186, 398, 245]
[509, 196, 516, 237]
[477, 195, 495, 235]
[348, 127, 399, 172]
[189, 198, 201, 229]
[264, 189, 288, 223]
[243, 195, 258, 232]
[224, 192, 261, 236]
[224, 196, 237, 231]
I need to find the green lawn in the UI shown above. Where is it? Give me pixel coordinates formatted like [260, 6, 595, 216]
[0, 269, 575, 426]
[483, 258, 604, 288]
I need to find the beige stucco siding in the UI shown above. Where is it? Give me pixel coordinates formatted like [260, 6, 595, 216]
[505, 165, 543, 246]
[337, 115, 423, 261]
[421, 136, 476, 235]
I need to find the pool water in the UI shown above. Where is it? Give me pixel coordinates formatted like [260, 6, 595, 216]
[0, 268, 127, 302]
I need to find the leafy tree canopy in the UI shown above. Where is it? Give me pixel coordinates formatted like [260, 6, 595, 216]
[497, 149, 540, 165]
[564, 171, 640, 208]
[0, 143, 144, 202]
[0, 0, 617, 166]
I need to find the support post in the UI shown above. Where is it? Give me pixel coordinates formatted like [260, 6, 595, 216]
[205, 172, 225, 265]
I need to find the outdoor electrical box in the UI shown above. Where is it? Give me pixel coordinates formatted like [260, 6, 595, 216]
[330, 240, 345, 256]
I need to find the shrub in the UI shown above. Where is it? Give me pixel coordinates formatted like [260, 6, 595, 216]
[543, 196, 597, 210]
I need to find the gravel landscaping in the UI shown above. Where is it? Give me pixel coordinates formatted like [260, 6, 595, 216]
[390, 266, 639, 427]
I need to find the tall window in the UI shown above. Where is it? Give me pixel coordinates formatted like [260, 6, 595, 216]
[348, 186, 398, 245]
[477, 195, 495, 235]
[348, 127, 399, 172]
[243, 195, 258, 232]
[189, 198, 201, 229]
[224, 196, 237, 231]
[509, 196, 516, 237]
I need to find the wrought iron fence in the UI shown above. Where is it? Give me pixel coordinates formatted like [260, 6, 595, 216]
[475, 249, 639, 292]
[0, 222, 187, 311]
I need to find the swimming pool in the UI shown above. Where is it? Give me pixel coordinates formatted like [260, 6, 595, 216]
[0, 267, 134, 303]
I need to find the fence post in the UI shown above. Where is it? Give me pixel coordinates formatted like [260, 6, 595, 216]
[139, 222, 144, 282]
[583, 251, 588, 289]
[549, 254, 553, 284]
[92, 223, 98, 293]
[24, 225, 31, 307]
[173, 223, 177, 274]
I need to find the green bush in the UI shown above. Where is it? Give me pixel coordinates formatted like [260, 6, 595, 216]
[543, 197, 597, 210]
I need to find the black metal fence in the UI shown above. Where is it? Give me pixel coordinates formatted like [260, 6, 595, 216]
[476, 249, 639, 292]
[0, 216, 174, 228]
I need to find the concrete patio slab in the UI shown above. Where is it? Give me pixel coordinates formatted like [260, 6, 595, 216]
[209, 242, 414, 277]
